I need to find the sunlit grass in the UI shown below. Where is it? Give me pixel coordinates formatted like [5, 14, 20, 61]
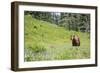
[24, 15, 90, 61]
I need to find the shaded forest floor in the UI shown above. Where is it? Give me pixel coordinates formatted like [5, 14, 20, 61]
[24, 15, 90, 61]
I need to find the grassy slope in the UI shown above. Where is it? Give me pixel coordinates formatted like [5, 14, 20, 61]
[24, 15, 90, 61]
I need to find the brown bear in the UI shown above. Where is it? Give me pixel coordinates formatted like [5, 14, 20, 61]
[71, 35, 80, 46]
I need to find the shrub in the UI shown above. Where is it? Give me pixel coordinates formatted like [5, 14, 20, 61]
[34, 26, 37, 29]
[28, 45, 46, 53]
[25, 56, 33, 61]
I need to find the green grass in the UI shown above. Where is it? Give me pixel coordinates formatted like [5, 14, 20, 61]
[24, 15, 90, 61]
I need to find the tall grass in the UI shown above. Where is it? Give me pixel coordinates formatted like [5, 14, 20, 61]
[24, 15, 90, 61]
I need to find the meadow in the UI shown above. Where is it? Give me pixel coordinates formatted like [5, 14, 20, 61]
[24, 15, 90, 61]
